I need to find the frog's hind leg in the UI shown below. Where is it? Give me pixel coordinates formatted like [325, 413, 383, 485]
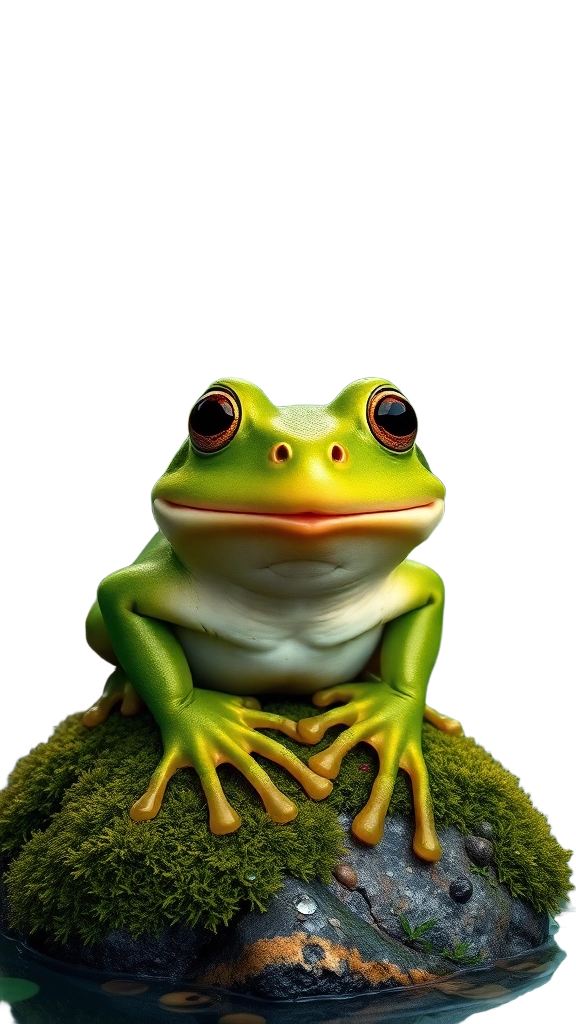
[424, 704, 464, 736]
[84, 600, 145, 726]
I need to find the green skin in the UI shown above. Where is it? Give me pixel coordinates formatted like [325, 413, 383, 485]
[84, 377, 462, 861]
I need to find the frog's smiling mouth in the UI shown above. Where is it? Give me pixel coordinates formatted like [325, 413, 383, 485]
[158, 499, 432, 520]
[154, 498, 444, 536]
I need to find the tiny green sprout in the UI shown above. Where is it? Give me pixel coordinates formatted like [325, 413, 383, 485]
[441, 941, 483, 967]
[471, 864, 498, 888]
[399, 914, 437, 942]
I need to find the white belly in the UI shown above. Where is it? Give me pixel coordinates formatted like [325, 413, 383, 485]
[174, 620, 384, 695]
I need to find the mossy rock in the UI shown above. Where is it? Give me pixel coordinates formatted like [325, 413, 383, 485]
[0, 700, 571, 946]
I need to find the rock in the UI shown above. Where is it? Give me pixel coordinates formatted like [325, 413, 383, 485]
[25, 921, 215, 979]
[474, 821, 495, 841]
[194, 877, 445, 999]
[329, 816, 547, 968]
[332, 863, 358, 890]
[449, 878, 473, 904]
[465, 835, 494, 866]
[16, 816, 549, 998]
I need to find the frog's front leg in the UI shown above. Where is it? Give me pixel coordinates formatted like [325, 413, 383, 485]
[91, 566, 332, 834]
[297, 564, 445, 861]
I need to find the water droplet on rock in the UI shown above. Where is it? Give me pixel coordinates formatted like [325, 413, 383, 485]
[295, 895, 317, 915]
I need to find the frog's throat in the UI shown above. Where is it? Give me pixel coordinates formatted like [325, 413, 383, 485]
[153, 497, 444, 540]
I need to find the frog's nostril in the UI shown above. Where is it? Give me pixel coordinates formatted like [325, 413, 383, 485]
[270, 442, 292, 463]
[331, 444, 347, 463]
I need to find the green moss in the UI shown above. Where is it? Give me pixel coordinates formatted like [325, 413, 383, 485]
[0, 700, 571, 945]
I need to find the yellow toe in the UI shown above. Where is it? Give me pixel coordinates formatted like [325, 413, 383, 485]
[308, 751, 340, 780]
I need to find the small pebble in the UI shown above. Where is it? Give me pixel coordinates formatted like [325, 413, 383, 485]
[465, 835, 494, 866]
[449, 877, 473, 904]
[474, 821, 494, 841]
[101, 980, 149, 995]
[333, 863, 358, 890]
[328, 917, 341, 929]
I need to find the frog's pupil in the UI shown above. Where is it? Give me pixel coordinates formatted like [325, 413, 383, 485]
[375, 397, 416, 437]
[190, 396, 235, 437]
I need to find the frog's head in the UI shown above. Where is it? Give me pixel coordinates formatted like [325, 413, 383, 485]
[152, 378, 445, 593]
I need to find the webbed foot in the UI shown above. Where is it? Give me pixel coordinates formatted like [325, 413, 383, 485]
[297, 682, 441, 861]
[130, 689, 333, 834]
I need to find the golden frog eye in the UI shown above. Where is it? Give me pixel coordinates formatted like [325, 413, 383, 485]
[367, 388, 417, 452]
[188, 388, 241, 453]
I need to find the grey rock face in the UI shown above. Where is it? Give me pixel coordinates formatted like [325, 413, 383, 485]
[330, 815, 548, 967]
[196, 876, 446, 999]
[15, 816, 549, 998]
[25, 923, 215, 979]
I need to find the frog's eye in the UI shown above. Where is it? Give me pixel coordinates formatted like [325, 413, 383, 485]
[188, 388, 241, 453]
[367, 388, 417, 452]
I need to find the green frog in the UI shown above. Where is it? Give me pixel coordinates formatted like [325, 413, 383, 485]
[84, 378, 462, 861]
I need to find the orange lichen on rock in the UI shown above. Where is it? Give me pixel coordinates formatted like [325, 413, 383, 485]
[198, 932, 440, 990]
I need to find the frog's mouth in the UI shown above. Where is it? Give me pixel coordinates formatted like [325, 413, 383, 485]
[154, 497, 444, 537]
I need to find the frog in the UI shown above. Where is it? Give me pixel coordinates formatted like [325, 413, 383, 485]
[84, 377, 463, 862]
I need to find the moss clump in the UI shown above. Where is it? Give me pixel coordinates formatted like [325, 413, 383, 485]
[0, 700, 571, 945]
